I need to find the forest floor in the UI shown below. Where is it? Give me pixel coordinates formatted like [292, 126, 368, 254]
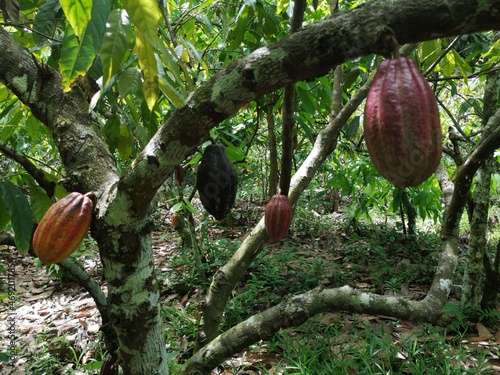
[1, 201, 500, 374]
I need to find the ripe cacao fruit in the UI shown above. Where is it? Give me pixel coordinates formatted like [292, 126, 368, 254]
[265, 194, 293, 241]
[363, 56, 442, 187]
[196, 144, 238, 220]
[33, 192, 93, 264]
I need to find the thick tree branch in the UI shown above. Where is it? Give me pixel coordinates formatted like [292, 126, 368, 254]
[182, 284, 448, 375]
[0, 28, 118, 200]
[120, 0, 500, 218]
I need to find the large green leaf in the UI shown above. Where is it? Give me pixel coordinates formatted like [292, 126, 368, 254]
[33, 0, 62, 43]
[158, 77, 185, 108]
[136, 29, 158, 111]
[122, 0, 160, 47]
[118, 68, 142, 98]
[28, 182, 54, 223]
[59, 0, 111, 89]
[0, 180, 33, 254]
[100, 9, 131, 87]
[60, 0, 92, 39]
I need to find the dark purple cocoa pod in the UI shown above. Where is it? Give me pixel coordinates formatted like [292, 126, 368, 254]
[175, 165, 184, 186]
[196, 144, 238, 220]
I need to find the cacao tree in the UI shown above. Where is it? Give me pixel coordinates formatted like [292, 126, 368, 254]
[0, 0, 500, 374]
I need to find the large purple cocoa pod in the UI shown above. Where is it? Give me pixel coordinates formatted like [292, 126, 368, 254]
[196, 144, 238, 220]
[363, 57, 442, 187]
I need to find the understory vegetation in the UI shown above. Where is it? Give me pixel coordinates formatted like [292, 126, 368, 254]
[4, 190, 499, 374]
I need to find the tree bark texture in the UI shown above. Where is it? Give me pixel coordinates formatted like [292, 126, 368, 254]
[461, 69, 499, 310]
[461, 161, 492, 310]
[0, 1, 500, 374]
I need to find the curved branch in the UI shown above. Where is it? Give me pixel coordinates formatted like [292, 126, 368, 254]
[119, 0, 500, 218]
[181, 284, 447, 374]
[0, 28, 119, 198]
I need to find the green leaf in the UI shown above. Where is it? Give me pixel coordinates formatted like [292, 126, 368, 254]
[117, 123, 133, 160]
[33, 0, 62, 43]
[418, 39, 442, 71]
[229, 5, 249, 50]
[60, 0, 92, 39]
[0, 180, 33, 253]
[0, 195, 10, 232]
[118, 68, 142, 98]
[296, 85, 315, 115]
[28, 183, 54, 223]
[158, 77, 185, 108]
[136, 29, 158, 111]
[155, 34, 188, 95]
[452, 49, 471, 80]
[59, 0, 110, 89]
[122, 0, 160, 47]
[100, 9, 131, 87]
[222, 143, 245, 163]
[182, 198, 199, 215]
[103, 114, 120, 152]
[345, 116, 360, 139]
[170, 202, 183, 213]
[441, 51, 455, 77]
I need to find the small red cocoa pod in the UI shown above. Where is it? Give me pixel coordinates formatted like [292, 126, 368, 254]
[33, 192, 93, 264]
[363, 56, 442, 187]
[265, 194, 293, 241]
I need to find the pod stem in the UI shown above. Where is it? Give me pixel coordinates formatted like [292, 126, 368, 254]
[391, 36, 400, 58]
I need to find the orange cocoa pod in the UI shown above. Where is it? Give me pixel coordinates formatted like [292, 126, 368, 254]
[265, 194, 293, 241]
[33, 192, 93, 264]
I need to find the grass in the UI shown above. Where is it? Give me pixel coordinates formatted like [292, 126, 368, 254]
[257, 315, 496, 375]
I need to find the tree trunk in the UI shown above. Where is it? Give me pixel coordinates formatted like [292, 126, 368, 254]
[461, 161, 492, 310]
[461, 69, 499, 311]
[92, 222, 169, 374]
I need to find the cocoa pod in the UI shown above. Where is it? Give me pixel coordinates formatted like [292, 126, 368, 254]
[175, 165, 184, 186]
[33, 192, 93, 264]
[265, 194, 293, 240]
[363, 56, 442, 187]
[196, 144, 238, 220]
[171, 212, 180, 229]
